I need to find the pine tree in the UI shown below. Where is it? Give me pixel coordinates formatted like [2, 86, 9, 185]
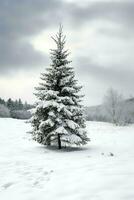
[7, 98, 14, 110]
[18, 98, 23, 110]
[31, 26, 89, 149]
[0, 97, 5, 105]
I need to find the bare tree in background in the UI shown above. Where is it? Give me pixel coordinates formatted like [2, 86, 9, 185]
[103, 88, 124, 125]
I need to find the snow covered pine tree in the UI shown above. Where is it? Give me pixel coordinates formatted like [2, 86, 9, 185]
[31, 26, 89, 149]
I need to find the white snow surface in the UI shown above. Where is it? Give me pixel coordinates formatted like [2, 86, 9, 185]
[65, 119, 79, 129]
[0, 118, 134, 200]
[55, 126, 68, 135]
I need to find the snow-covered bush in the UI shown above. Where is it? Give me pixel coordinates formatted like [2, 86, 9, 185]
[0, 104, 10, 118]
[11, 110, 31, 119]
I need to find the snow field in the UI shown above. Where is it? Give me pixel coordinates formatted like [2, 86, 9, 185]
[0, 118, 134, 200]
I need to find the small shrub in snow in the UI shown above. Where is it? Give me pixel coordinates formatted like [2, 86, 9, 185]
[11, 110, 31, 119]
[0, 104, 10, 118]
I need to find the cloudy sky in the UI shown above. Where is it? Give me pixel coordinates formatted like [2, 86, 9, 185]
[0, 0, 133, 106]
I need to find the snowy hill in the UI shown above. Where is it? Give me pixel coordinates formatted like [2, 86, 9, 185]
[85, 98, 134, 123]
[0, 118, 134, 200]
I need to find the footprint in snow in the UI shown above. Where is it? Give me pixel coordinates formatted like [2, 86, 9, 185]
[32, 170, 54, 188]
[2, 182, 14, 190]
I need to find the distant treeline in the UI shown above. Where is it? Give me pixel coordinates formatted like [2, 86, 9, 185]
[0, 97, 33, 119]
[0, 97, 33, 110]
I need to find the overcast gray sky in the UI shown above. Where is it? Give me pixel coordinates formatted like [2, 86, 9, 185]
[0, 0, 133, 106]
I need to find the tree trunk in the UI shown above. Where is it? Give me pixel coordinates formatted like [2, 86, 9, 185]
[58, 134, 61, 149]
[47, 136, 51, 146]
[47, 139, 51, 146]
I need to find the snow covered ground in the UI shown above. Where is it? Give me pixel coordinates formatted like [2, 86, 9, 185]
[0, 118, 134, 200]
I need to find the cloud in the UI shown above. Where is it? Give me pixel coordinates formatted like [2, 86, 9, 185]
[0, 38, 48, 73]
[0, 0, 133, 75]
[70, 1, 134, 28]
[0, 0, 134, 105]
[0, 0, 65, 74]
[75, 57, 134, 93]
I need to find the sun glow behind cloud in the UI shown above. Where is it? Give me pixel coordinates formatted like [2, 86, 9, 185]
[0, 72, 39, 103]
